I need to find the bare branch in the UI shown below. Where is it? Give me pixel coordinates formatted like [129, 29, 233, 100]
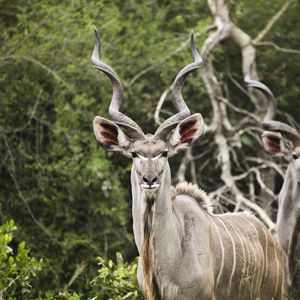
[217, 96, 262, 123]
[254, 41, 300, 55]
[254, 0, 296, 43]
[2, 56, 68, 86]
[253, 169, 277, 199]
[7, 167, 57, 244]
[64, 262, 86, 291]
[176, 149, 193, 183]
[3, 136, 58, 244]
[246, 157, 285, 178]
[4, 89, 42, 134]
[3, 135, 15, 173]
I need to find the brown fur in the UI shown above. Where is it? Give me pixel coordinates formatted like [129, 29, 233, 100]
[141, 198, 160, 300]
[142, 232, 152, 300]
[172, 182, 213, 213]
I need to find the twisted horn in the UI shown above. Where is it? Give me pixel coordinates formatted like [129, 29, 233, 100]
[154, 31, 203, 140]
[245, 66, 300, 140]
[244, 64, 277, 123]
[92, 26, 145, 138]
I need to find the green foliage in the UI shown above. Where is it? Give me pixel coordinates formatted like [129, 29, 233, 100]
[92, 253, 142, 300]
[0, 0, 212, 294]
[0, 219, 42, 299]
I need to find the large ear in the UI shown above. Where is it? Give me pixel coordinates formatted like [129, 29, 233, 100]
[169, 113, 204, 153]
[93, 116, 131, 154]
[262, 131, 294, 156]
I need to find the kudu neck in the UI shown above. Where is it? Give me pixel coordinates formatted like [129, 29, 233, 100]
[280, 163, 300, 201]
[131, 162, 174, 253]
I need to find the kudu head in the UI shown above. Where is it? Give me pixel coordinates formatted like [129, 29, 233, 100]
[92, 27, 204, 192]
[245, 67, 300, 182]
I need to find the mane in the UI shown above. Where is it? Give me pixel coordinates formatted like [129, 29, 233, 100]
[172, 182, 213, 213]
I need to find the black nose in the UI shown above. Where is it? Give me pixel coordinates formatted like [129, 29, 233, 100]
[143, 176, 157, 186]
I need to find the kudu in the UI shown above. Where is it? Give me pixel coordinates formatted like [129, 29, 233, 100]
[92, 27, 284, 300]
[245, 71, 300, 291]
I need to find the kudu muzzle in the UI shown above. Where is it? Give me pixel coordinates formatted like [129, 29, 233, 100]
[140, 159, 160, 192]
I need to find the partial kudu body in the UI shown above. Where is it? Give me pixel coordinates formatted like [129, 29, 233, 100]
[92, 27, 284, 299]
[246, 72, 300, 291]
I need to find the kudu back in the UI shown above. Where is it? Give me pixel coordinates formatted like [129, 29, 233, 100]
[245, 71, 300, 292]
[92, 27, 285, 300]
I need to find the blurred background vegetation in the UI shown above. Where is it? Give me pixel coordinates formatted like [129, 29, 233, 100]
[0, 0, 299, 299]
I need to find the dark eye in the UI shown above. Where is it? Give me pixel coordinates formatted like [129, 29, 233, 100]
[292, 153, 298, 160]
[131, 152, 138, 158]
[162, 151, 168, 157]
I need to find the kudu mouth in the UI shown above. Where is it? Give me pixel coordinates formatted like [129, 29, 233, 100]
[141, 183, 160, 197]
[141, 183, 160, 190]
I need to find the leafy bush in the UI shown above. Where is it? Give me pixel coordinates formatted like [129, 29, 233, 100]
[0, 219, 42, 299]
[92, 253, 143, 300]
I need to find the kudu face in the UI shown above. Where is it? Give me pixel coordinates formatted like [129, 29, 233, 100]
[93, 114, 204, 193]
[244, 67, 300, 182]
[91, 26, 204, 193]
[131, 137, 168, 191]
[262, 131, 300, 182]
[245, 69, 300, 288]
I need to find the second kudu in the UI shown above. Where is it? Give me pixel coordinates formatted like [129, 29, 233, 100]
[92, 27, 284, 300]
[245, 72, 300, 292]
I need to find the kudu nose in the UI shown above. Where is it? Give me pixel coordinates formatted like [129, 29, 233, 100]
[143, 176, 157, 186]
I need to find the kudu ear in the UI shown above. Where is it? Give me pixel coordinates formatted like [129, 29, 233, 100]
[169, 113, 204, 153]
[93, 116, 131, 155]
[262, 131, 294, 156]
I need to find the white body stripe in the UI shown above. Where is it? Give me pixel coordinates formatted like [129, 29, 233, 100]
[240, 215, 263, 296]
[240, 222, 254, 299]
[262, 227, 269, 281]
[272, 237, 280, 299]
[209, 216, 225, 287]
[216, 216, 236, 294]
[224, 217, 246, 300]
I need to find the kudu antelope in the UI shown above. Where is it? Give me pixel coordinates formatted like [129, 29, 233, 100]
[92, 27, 284, 300]
[245, 71, 300, 291]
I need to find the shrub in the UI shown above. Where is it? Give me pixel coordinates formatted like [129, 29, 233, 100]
[92, 253, 143, 300]
[0, 219, 42, 299]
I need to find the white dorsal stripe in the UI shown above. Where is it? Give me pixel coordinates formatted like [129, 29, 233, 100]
[216, 216, 236, 294]
[209, 215, 225, 287]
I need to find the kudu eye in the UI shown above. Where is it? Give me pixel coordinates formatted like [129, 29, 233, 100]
[292, 153, 298, 160]
[162, 151, 168, 157]
[131, 152, 138, 158]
